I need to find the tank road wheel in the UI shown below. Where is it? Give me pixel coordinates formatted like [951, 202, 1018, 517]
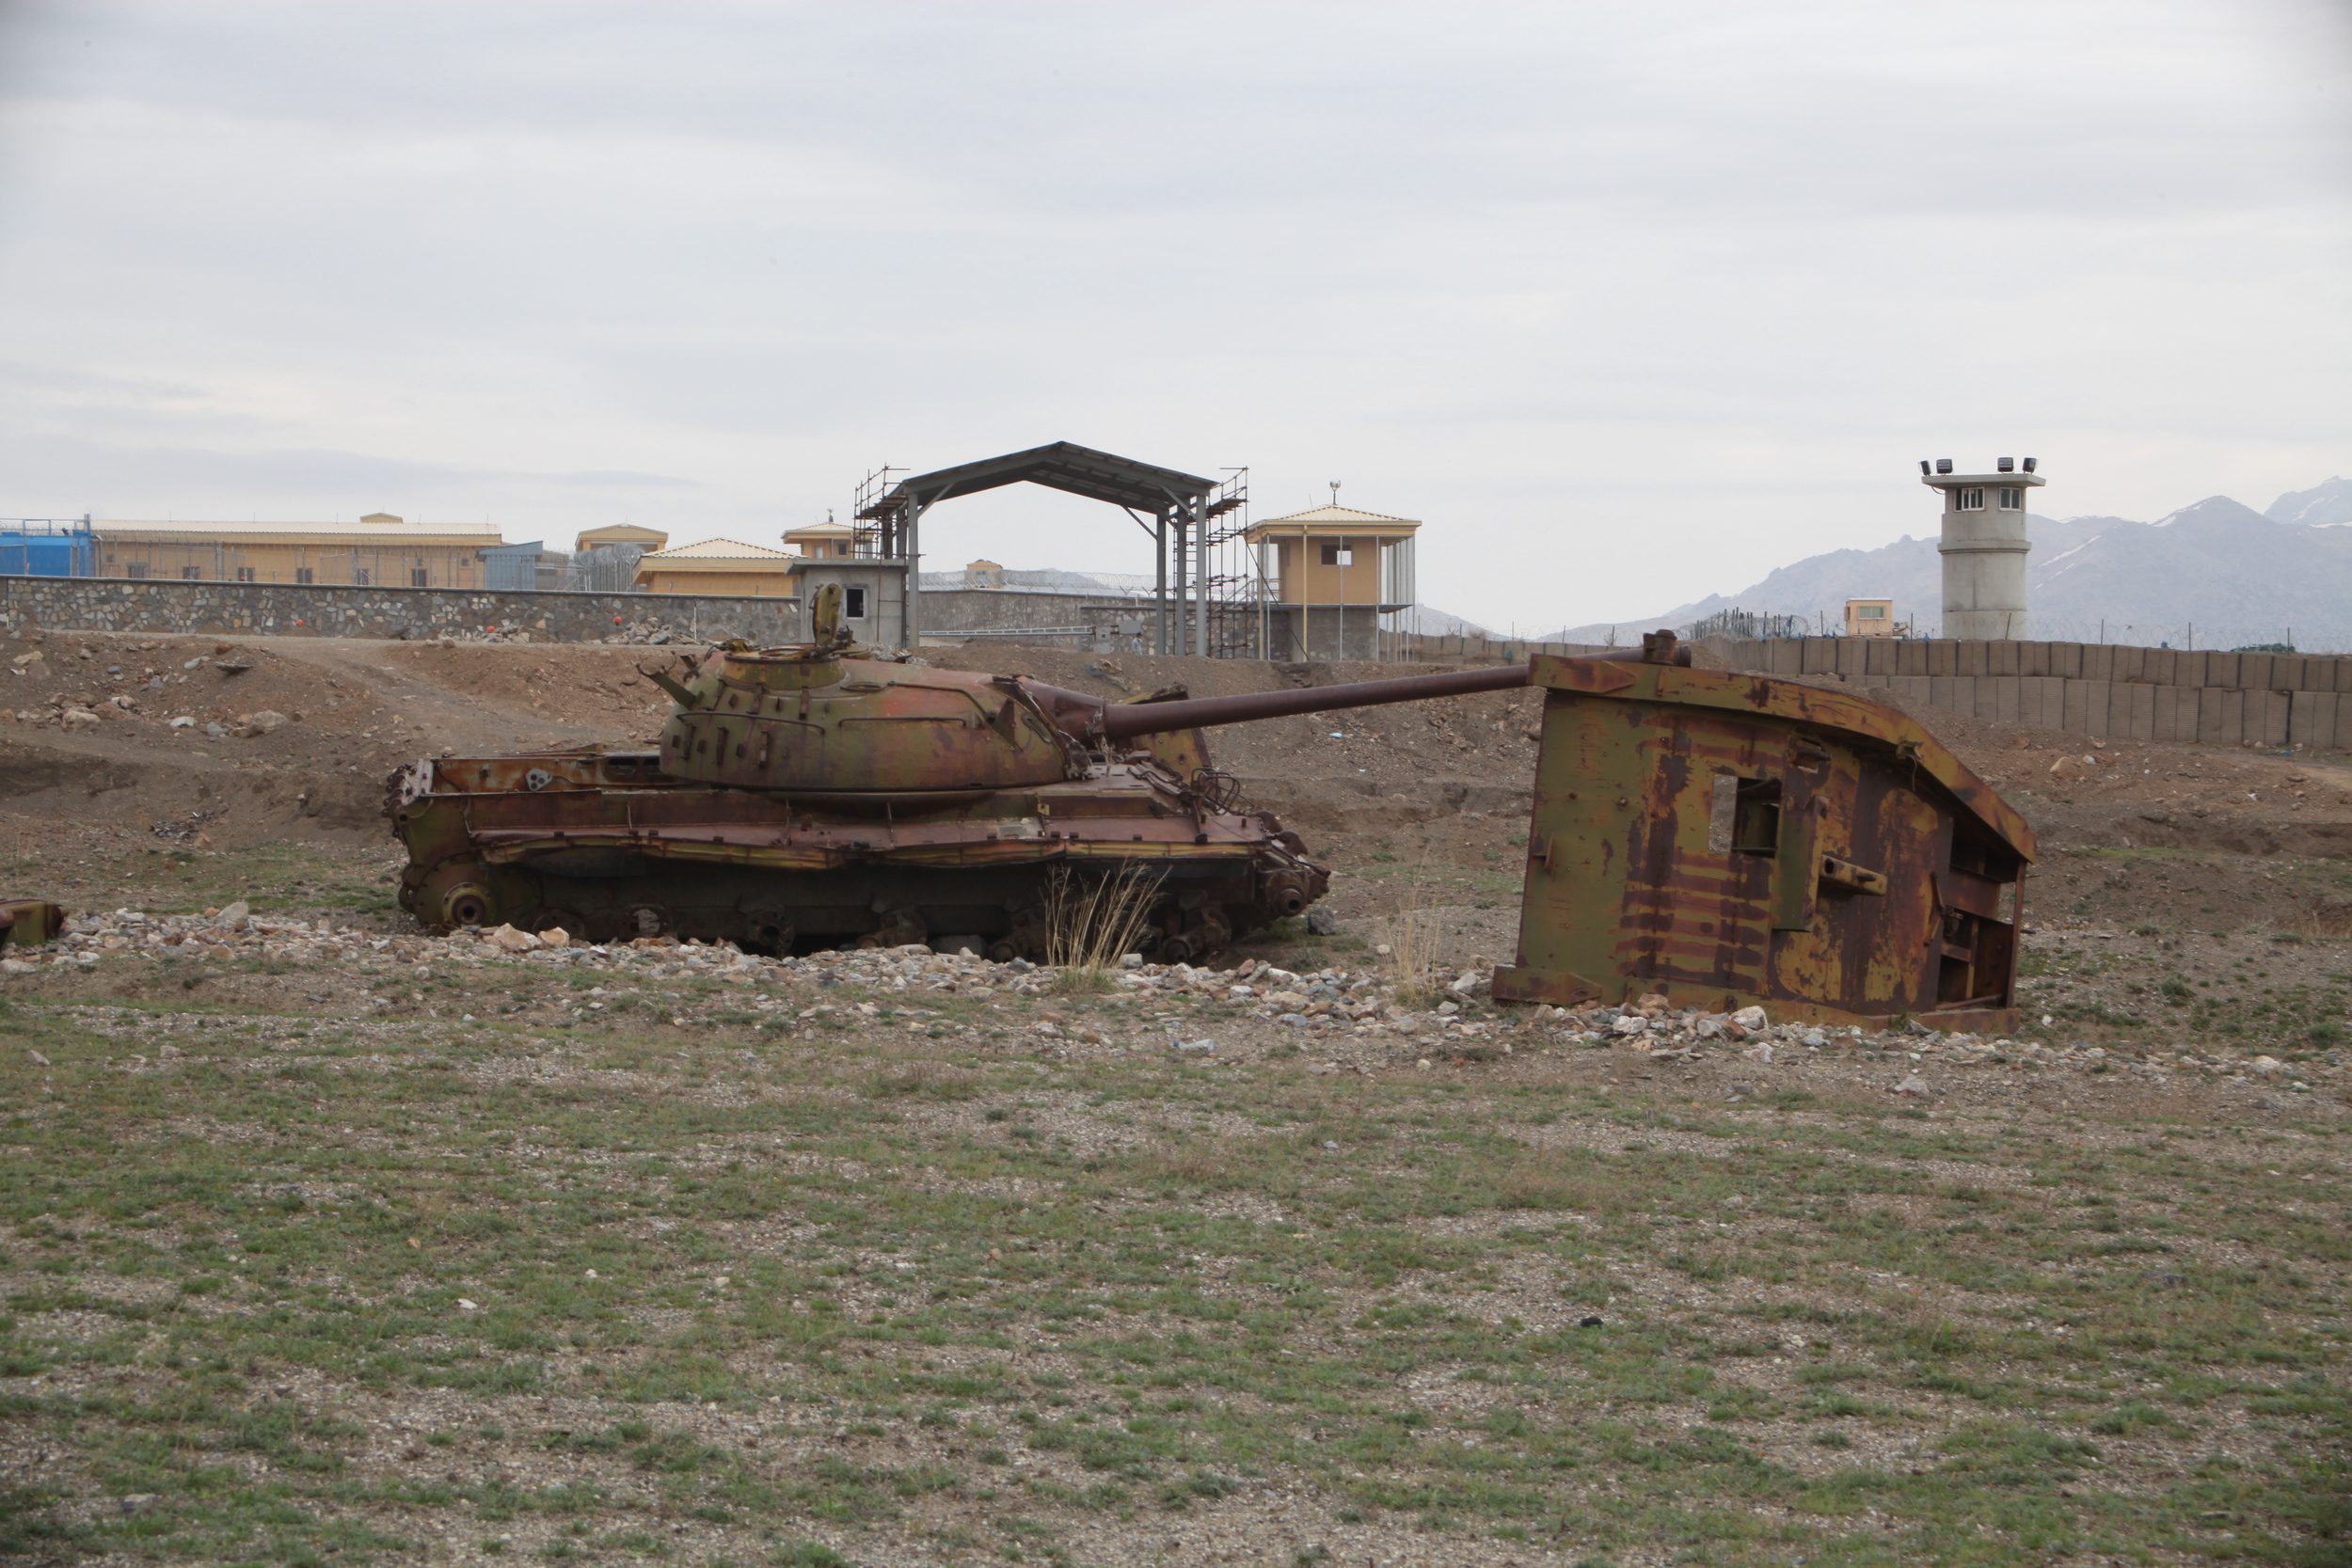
[994, 897, 1053, 964]
[857, 903, 928, 950]
[1151, 903, 1234, 967]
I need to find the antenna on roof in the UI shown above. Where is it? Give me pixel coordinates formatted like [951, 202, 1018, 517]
[1328, 481, 1341, 508]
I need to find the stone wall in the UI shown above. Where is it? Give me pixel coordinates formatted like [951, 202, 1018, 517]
[0, 575, 803, 645]
[917, 587, 1149, 640]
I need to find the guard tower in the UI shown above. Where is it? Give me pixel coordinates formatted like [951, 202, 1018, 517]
[1922, 455, 2042, 640]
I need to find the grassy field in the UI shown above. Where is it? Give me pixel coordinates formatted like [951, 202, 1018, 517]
[0, 854, 2347, 1565]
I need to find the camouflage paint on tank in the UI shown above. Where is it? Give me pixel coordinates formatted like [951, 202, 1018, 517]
[656, 648, 1084, 793]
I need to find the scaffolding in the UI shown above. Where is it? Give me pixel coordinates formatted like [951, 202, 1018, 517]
[856, 443, 1240, 657]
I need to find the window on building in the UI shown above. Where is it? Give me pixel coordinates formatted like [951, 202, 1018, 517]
[844, 586, 868, 620]
[1998, 486, 2023, 510]
[1320, 543, 1355, 566]
[1957, 488, 1985, 511]
[353, 568, 369, 586]
[412, 568, 429, 587]
[235, 567, 256, 583]
[1856, 604, 1886, 619]
[126, 563, 147, 580]
[182, 566, 200, 580]
[295, 567, 314, 585]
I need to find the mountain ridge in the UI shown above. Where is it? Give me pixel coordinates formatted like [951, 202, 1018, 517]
[1547, 477, 2352, 651]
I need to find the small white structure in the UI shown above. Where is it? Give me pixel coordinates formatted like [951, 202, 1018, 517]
[1922, 456, 2042, 640]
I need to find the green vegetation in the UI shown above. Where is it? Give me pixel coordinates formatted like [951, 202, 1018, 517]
[0, 853, 2344, 1562]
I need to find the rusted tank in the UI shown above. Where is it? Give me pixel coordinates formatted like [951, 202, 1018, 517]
[1491, 641, 2036, 1032]
[389, 592, 1548, 961]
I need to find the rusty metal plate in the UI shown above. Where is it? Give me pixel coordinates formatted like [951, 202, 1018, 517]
[1492, 657, 2035, 1032]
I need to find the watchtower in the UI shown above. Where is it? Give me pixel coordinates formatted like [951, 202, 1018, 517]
[1922, 455, 2042, 640]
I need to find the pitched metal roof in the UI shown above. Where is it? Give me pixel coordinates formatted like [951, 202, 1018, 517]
[1254, 504, 1420, 526]
[640, 537, 794, 562]
[858, 441, 1217, 521]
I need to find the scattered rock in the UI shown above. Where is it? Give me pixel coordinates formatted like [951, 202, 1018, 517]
[1731, 1005, 1767, 1030]
[1305, 907, 1340, 936]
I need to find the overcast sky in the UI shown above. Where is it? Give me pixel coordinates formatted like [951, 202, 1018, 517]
[2, 1, 2346, 633]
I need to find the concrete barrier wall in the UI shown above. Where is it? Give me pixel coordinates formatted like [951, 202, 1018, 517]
[1381, 630, 2348, 749]
[0, 575, 802, 645]
[1389, 630, 2352, 692]
[1718, 635, 2352, 690]
[1860, 673, 2340, 749]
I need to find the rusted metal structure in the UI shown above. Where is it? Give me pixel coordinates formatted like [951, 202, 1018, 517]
[389, 591, 1592, 962]
[0, 899, 66, 948]
[1491, 636, 2035, 1032]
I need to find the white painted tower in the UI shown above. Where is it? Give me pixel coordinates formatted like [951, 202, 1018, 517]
[1923, 455, 2042, 640]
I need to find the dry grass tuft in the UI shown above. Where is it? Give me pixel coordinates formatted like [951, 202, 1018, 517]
[1044, 863, 1166, 993]
[1377, 863, 1446, 1008]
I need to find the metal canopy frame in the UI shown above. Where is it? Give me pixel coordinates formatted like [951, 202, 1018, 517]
[853, 441, 1244, 656]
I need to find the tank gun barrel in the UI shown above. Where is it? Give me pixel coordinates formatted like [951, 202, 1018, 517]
[1033, 632, 1694, 741]
[1084, 661, 1533, 740]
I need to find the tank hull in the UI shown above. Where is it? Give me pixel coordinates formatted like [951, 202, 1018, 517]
[390, 749, 1327, 963]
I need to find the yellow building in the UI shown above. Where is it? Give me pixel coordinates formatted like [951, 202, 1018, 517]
[94, 514, 503, 588]
[1844, 598, 1900, 636]
[1242, 504, 1421, 659]
[631, 537, 800, 596]
[574, 524, 670, 553]
[783, 521, 858, 561]
[1244, 504, 1421, 607]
